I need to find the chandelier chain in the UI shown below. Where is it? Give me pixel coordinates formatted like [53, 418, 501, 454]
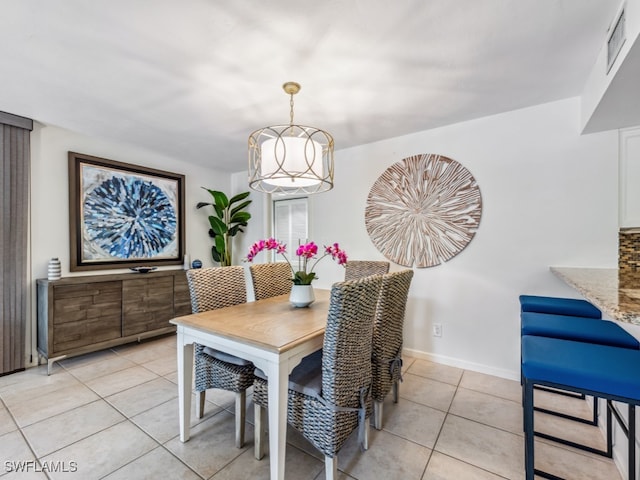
[289, 93, 295, 127]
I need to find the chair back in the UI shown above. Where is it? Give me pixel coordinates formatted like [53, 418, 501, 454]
[186, 266, 247, 313]
[249, 262, 292, 300]
[371, 269, 414, 401]
[344, 260, 390, 281]
[321, 275, 383, 408]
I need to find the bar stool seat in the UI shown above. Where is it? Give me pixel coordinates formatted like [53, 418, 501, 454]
[521, 312, 639, 349]
[519, 294, 602, 318]
[522, 335, 640, 397]
[521, 335, 640, 480]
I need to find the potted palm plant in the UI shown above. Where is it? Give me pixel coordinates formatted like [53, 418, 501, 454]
[196, 188, 252, 266]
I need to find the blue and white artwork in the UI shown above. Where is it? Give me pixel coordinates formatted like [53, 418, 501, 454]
[80, 164, 179, 262]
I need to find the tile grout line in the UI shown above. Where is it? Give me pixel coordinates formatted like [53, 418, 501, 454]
[416, 368, 515, 480]
[64, 345, 207, 480]
[0, 395, 52, 480]
[3, 339, 232, 479]
[420, 369, 461, 477]
[56, 340, 230, 478]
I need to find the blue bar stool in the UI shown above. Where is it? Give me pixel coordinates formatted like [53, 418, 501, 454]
[519, 294, 602, 318]
[521, 311, 639, 457]
[519, 295, 604, 422]
[522, 335, 640, 480]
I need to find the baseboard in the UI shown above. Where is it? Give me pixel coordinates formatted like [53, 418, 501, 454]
[402, 347, 520, 382]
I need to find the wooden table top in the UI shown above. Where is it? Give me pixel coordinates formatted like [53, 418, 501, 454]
[170, 289, 331, 353]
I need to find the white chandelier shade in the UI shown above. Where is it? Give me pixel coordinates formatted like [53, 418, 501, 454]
[248, 83, 334, 195]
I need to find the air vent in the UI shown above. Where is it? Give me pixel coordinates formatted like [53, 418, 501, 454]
[607, 6, 626, 73]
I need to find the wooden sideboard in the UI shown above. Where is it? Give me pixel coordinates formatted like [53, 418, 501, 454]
[37, 270, 192, 373]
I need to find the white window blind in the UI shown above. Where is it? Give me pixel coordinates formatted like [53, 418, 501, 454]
[273, 197, 308, 251]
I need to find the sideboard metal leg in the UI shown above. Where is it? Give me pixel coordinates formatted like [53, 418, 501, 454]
[47, 355, 66, 375]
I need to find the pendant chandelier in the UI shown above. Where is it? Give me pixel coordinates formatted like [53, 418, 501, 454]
[248, 82, 334, 194]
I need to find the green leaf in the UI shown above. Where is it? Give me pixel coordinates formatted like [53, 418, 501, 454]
[203, 187, 219, 203]
[213, 204, 224, 219]
[229, 191, 251, 204]
[196, 202, 213, 209]
[228, 224, 247, 236]
[230, 200, 252, 216]
[208, 216, 227, 235]
[214, 234, 226, 255]
[211, 246, 221, 262]
[213, 204, 224, 220]
[211, 191, 229, 209]
[293, 271, 316, 285]
[230, 212, 251, 224]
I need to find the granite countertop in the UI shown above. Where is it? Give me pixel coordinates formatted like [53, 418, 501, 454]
[550, 267, 640, 325]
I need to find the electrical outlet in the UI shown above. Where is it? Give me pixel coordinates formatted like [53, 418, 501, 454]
[433, 323, 442, 337]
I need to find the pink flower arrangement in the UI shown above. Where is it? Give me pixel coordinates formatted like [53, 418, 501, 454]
[246, 238, 348, 285]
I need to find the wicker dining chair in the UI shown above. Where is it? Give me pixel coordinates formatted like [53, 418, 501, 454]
[186, 266, 255, 448]
[253, 275, 383, 479]
[249, 262, 292, 300]
[371, 269, 414, 430]
[344, 260, 390, 281]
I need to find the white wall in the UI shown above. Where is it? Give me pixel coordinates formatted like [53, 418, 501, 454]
[230, 171, 268, 266]
[28, 123, 231, 363]
[306, 97, 618, 379]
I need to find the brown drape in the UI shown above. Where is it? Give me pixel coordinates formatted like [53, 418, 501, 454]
[0, 111, 32, 375]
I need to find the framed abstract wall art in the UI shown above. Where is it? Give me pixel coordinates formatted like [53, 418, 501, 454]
[68, 152, 185, 271]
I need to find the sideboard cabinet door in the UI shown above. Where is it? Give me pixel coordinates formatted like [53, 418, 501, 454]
[51, 282, 122, 355]
[122, 276, 174, 336]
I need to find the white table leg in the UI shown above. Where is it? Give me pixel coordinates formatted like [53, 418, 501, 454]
[177, 330, 194, 442]
[267, 360, 289, 480]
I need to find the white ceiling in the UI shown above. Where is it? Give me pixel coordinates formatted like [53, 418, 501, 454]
[0, 0, 623, 172]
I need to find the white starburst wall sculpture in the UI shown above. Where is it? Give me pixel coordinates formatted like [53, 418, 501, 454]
[365, 154, 482, 268]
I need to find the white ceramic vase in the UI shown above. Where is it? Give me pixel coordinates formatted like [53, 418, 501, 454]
[48, 257, 61, 281]
[289, 285, 315, 308]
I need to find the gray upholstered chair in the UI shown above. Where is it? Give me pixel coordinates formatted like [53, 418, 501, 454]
[344, 260, 390, 281]
[249, 262, 292, 300]
[186, 266, 254, 448]
[253, 275, 383, 479]
[371, 269, 414, 430]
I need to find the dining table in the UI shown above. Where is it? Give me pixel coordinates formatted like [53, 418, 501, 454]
[170, 288, 331, 480]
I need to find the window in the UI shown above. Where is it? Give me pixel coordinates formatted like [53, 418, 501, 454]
[273, 197, 308, 251]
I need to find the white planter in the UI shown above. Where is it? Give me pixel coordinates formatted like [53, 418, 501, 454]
[289, 285, 315, 308]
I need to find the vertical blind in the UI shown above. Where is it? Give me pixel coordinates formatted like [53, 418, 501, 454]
[0, 111, 32, 375]
[273, 197, 308, 252]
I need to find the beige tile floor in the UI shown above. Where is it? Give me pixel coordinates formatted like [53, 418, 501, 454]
[0, 334, 622, 480]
